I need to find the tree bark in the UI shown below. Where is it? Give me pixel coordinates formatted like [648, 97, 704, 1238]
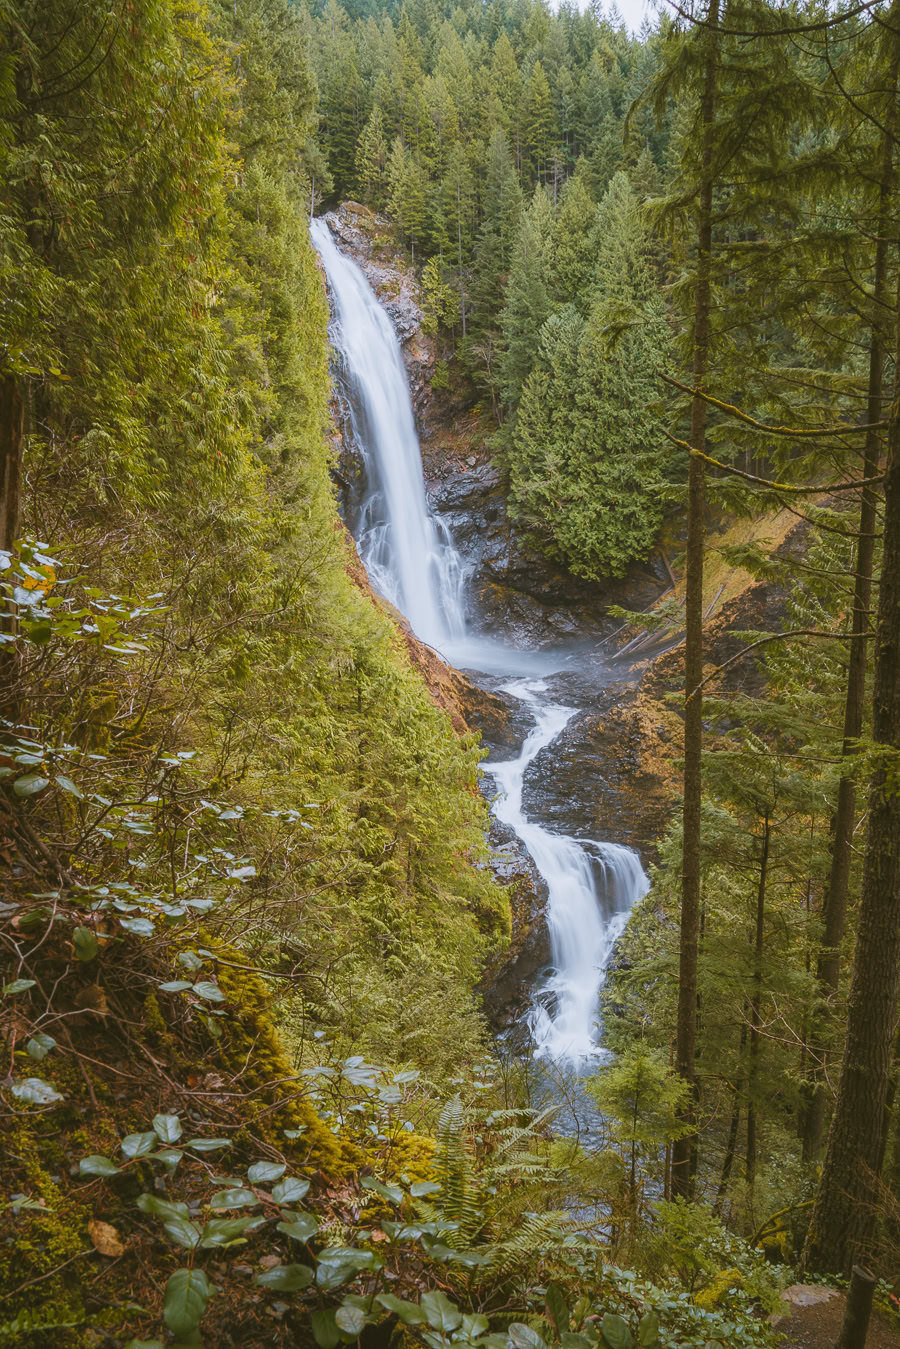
[672, 0, 720, 1202]
[801, 273, 900, 1277]
[0, 373, 23, 558]
[714, 1020, 747, 1217]
[801, 47, 896, 1161]
[746, 814, 770, 1190]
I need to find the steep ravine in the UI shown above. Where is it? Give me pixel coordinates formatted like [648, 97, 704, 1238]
[319, 203, 677, 1041]
[318, 201, 798, 1044]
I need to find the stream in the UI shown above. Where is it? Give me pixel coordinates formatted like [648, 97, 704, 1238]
[311, 216, 649, 1074]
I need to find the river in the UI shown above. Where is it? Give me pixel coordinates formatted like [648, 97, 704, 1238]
[311, 215, 649, 1074]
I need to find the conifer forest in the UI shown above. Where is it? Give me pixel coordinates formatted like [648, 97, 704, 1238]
[3, 0, 900, 1344]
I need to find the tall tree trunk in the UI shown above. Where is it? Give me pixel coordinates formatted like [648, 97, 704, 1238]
[714, 1022, 747, 1216]
[672, 0, 720, 1202]
[801, 276, 900, 1277]
[746, 813, 770, 1190]
[801, 65, 896, 1160]
[0, 373, 23, 559]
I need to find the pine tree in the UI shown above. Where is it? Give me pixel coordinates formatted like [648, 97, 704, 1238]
[441, 142, 476, 336]
[523, 61, 556, 185]
[387, 136, 427, 260]
[551, 168, 597, 307]
[507, 173, 672, 579]
[497, 186, 556, 413]
[356, 104, 388, 206]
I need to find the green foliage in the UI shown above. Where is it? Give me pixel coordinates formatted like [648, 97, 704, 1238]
[586, 1049, 691, 1191]
[505, 174, 672, 577]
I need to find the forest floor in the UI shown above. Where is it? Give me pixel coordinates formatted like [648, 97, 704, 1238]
[773, 1285, 900, 1346]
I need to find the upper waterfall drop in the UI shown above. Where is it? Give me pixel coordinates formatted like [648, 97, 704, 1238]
[310, 216, 468, 653]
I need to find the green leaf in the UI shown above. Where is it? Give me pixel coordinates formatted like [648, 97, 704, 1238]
[315, 1247, 377, 1291]
[161, 1215, 201, 1250]
[78, 1154, 120, 1177]
[120, 917, 154, 936]
[409, 1181, 440, 1197]
[26, 1032, 56, 1061]
[73, 926, 99, 961]
[153, 1148, 183, 1168]
[158, 980, 193, 993]
[186, 1137, 231, 1152]
[200, 1216, 260, 1248]
[11, 1076, 63, 1105]
[463, 1314, 490, 1337]
[152, 1113, 183, 1144]
[311, 1309, 341, 1349]
[13, 774, 49, 797]
[637, 1310, 660, 1348]
[375, 1294, 427, 1325]
[163, 1268, 210, 1336]
[192, 981, 225, 1002]
[276, 1211, 318, 1241]
[335, 1304, 367, 1336]
[3, 979, 36, 996]
[601, 1315, 634, 1349]
[56, 775, 83, 799]
[123, 1341, 165, 1348]
[136, 1193, 190, 1221]
[209, 1187, 259, 1209]
[561, 1336, 594, 1349]
[255, 1263, 314, 1291]
[247, 1160, 286, 1184]
[271, 1176, 309, 1204]
[121, 1131, 157, 1158]
[421, 1291, 462, 1333]
[361, 1175, 403, 1205]
[546, 1284, 570, 1336]
[508, 1325, 547, 1349]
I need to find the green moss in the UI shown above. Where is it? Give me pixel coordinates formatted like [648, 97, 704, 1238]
[216, 959, 345, 1174]
[0, 1123, 91, 1345]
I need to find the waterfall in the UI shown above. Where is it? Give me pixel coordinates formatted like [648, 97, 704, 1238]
[487, 681, 649, 1064]
[312, 216, 648, 1069]
[310, 216, 468, 652]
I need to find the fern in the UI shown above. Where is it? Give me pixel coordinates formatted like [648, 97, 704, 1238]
[432, 1095, 484, 1241]
[488, 1210, 578, 1280]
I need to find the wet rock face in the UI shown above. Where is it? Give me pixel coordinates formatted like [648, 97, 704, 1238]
[425, 445, 668, 651]
[479, 808, 551, 1027]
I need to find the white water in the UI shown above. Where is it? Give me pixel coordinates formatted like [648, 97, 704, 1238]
[312, 216, 648, 1067]
[310, 217, 467, 651]
[487, 680, 649, 1064]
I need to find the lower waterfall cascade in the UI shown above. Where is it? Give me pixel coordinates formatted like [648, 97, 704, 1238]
[312, 216, 649, 1068]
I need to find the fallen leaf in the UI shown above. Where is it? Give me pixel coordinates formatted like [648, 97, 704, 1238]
[88, 1219, 124, 1257]
[258, 1254, 281, 1269]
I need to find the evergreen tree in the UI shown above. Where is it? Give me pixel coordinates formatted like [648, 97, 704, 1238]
[551, 168, 597, 307]
[387, 136, 427, 259]
[356, 104, 389, 205]
[497, 185, 556, 413]
[508, 173, 672, 578]
[523, 60, 556, 185]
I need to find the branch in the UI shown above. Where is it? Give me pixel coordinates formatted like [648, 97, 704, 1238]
[749, 1199, 815, 1249]
[659, 372, 886, 438]
[661, 430, 884, 494]
[664, 0, 879, 38]
[687, 630, 853, 701]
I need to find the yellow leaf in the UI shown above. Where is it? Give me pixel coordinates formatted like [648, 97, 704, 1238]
[88, 1219, 124, 1257]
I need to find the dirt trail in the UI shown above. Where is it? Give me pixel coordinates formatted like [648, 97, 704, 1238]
[773, 1285, 900, 1347]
